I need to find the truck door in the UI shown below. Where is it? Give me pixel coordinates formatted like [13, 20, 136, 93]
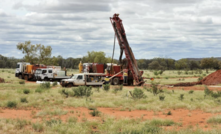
[48, 69, 53, 78]
[76, 75, 85, 85]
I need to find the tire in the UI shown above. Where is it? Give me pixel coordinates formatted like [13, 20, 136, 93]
[19, 74, 22, 79]
[24, 75, 28, 81]
[67, 83, 73, 88]
[44, 77, 49, 81]
[112, 77, 119, 85]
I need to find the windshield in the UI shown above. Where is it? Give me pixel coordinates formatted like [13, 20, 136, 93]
[35, 69, 42, 74]
[71, 75, 78, 79]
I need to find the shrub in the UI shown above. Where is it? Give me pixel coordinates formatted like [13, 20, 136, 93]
[23, 89, 30, 94]
[167, 111, 172, 115]
[20, 97, 28, 103]
[72, 86, 93, 97]
[189, 90, 194, 94]
[35, 88, 43, 93]
[40, 82, 50, 89]
[159, 94, 165, 101]
[154, 71, 158, 76]
[207, 116, 221, 124]
[198, 76, 203, 81]
[179, 94, 184, 101]
[67, 117, 78, 123]
[7, 101, 17, 108]
[103, 84, 110, 92]
[61, 89, 69, 98]
[177, 71, 181, 75]
[89, 109, 100, 117]
[32, 123, 44, 132]
[151, 81, 162, 96]
[46, 119, 62, 126]
[204, 86, 212, 95]
[19, 80, 25, 84]
[158, 70, 164, 75]
[113, 85, 123, 94]
[15, 119, 29, 129]
[129, 88, 146, 99]
[211, 91, 221, 98]
[150, 119, 175, 126]
[52, 81, 58, 86]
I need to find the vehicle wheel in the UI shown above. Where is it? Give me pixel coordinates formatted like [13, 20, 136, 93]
[24, 75, 28, 81]
[44, 77, 49, 81]
[19, 74, 22, 79]
[67, 83, 73, 88]
[112, 77, 119, 85]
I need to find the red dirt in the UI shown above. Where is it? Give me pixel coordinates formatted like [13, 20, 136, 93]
[173, 70, 221, 86]
[0, 107, 220, 130]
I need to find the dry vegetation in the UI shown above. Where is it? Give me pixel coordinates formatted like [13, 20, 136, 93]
[0, 68, 221, 133]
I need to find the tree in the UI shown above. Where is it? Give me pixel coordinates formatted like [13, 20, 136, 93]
[82, 51, 112, 63]
[17, 41, 37, 64]
[17, 41, 53, 65]
[201, 57, 219, 73]
[175, 59, 189, 70]
[148, 61, 162, 70]
[36, 44, 52, 65]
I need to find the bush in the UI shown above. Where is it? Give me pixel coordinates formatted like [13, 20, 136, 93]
[20, 97, 28, 103]
[46, 119, 62, 126]
[154, 71, 158, 76]
[158, 70, 164, 75]
[189, 90, 194, 94]
[19, 80, 25, 84]
[89, 109, 100, 117]
[52, 81, 58, 86]
[35, 88, 43, 93]
[72, 86, 93, 97]
[204, 86, 212, 95]
[113, 85, 123, 94]
[7, 101, 17, 108]
[179, 94, 184, 101]
[167, 111, 172, 115]
[159, 94, 165, 101]
[198, 76, 203, 81]
[40, 82, 50, 89]
[32, 123, 44, 132]
[23, 89, 30, 94]
[129, 88, 146, 99]
[211, 91, 221, 98]
[103, 84, 110, 92]
[151, 81, 162, 96]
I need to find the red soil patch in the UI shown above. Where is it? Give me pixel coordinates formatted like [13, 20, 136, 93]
[173, 70, 221, 86]
[0, 107, 220, 130]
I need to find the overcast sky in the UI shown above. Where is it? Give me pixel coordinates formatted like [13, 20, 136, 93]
[0, 0, 221, 60]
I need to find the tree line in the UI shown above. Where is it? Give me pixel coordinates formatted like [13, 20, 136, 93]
[0, 41, 221, 71]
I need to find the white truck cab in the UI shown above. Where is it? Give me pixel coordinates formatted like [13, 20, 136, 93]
[15, 62, 30, 78]
[60, 73, 106, 87]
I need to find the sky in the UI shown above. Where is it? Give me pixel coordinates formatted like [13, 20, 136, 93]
[0, 0, 221, 60]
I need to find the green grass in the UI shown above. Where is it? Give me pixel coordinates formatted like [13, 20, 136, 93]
[0, 68, 221, 133]
[207, 115, 221, 124]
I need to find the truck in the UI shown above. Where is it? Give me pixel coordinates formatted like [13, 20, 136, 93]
[60, 73, 106, 87]
[15, 62, 47, 80]
[35, 68, 71, 82]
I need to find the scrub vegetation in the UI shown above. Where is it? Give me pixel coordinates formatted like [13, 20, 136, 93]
[0, 68, 221, 133]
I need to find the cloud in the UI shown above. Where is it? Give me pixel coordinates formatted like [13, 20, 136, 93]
[0, 0, 221, 60]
